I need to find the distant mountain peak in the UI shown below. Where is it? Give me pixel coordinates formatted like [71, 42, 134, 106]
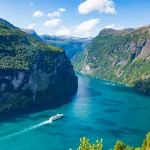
[123, 28, 134, 32]
[41, 35, 93, 59]
[20, 28, 42, 41]
[41, 34, 93, 41]
[20, 28, 36, 34]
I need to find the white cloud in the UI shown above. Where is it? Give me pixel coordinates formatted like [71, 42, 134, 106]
[78, 0, 116, 15]
[104, 24, 115, 28]
[28, 23, 36, 29]
[104, 24, 124, 30]
[58, 8, 66, 13]
[44, 19, 62, 28]
[47, 8, 66, 18]
[56, 27, 72, 36]
[48, 12, 60, 18]
[85, 32, 91, 37]
[75, 19, 100, 33]
[33, 11, 44, 17]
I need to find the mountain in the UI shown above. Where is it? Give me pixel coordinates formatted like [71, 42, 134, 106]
[73, 25, 150, 93]
[0, 22, 78, 113]
[41, 35, 92, 59]
[0, 18, 16, 28]
[0, 19, 91, 59]
[20, 28, 42, 41]
[0, 18, 42, 41]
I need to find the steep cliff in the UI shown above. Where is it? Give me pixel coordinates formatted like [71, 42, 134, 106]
[73, 25, 150, 93]
[0, 22, 78, 113]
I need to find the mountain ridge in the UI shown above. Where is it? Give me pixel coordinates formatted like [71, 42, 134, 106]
[73, 25, 150, 93]
[0, 18, 16, 28]
[0, 18, 92, 59]
[20, 28, 42, 41]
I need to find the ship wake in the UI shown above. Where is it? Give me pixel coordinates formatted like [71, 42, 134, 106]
[0, 119, 52, 140]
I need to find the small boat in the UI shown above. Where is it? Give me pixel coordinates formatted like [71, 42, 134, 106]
[49, 114, 64, 122]
[105, 82, 115, 86]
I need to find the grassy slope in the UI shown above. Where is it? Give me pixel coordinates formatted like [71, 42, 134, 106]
[73, 27, 150, 92]
[0, 23, 63, 70]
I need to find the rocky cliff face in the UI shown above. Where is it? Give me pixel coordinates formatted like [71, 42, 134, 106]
[73, 25, 150, 93]
[0, 22, 78, 113]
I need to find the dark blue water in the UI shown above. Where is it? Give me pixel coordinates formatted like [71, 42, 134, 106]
[0, 73, 150, 150]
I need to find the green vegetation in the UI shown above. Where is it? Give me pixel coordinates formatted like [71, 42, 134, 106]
[0, 23, 63, 70]
[71, 132, 150, 150]
[0, 20, 78, 113]
[73, 26, 150, 93]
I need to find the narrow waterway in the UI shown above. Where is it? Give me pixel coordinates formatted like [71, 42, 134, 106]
[0, 73, 150, 150]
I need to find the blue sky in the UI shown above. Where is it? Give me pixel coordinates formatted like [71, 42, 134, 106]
[0, 0, 150, 37]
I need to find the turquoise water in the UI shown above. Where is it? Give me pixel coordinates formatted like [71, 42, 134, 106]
[0, 73, 150, 150]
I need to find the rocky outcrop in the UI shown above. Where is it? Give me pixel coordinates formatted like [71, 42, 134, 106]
[0, 21, 78, 113]
[0, 52, 77, 113]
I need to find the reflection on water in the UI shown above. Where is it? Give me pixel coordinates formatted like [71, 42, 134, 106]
[0, 73, 150, 150]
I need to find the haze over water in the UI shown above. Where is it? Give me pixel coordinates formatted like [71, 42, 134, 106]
[0, 73, 150, 150]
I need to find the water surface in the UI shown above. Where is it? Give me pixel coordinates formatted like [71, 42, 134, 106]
[0, 73, 150, 150]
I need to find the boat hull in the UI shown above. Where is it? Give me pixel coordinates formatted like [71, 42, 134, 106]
[49, 114, 64, 121]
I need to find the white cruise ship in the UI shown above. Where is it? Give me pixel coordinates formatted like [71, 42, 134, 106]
[49, 114, 64, 122]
